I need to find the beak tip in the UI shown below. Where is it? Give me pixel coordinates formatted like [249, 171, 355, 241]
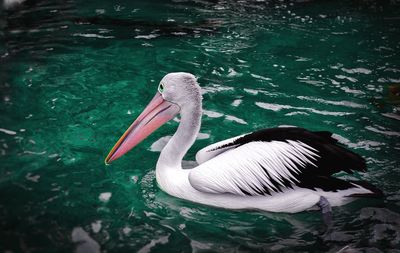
[105, 151, 116, 165]
[104, 157, 112, 165]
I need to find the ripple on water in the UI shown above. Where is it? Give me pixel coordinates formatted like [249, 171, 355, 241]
[335, 75, 358, 83]
[231, 99, 242, 107]
[332, 134, 385, 151]
[297, 77, 326, 86]
[201, 84, 234, 94]
[382, 113, 400, 121]
[341, 67, 372, 75]
[225, 115, 247, 125]
[365, 126, 400, 137]
[203, 109, 224, 118]
[73, 33, 115, 39]
[244, 88, 280, 97]
[296, 96, 367, 109]
[340, 86, 366, 95]
[250, 73, 272, 81]
[0, 128, 17, 135]
[255, 102, 353, 116]
[135, 34, 160, 39]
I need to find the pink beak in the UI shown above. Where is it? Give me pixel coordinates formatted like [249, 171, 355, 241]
[105, 92, 180, 164]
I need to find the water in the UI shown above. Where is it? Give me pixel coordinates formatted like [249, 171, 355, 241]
[1, 0, 400, 252]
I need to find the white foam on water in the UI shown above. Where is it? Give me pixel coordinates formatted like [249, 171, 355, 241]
[99, 192, 112, 203]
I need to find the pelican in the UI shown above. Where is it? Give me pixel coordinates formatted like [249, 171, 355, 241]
[105, 72, 382, 225]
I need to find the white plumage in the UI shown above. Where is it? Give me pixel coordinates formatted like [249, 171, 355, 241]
[190, 141, 319, 196]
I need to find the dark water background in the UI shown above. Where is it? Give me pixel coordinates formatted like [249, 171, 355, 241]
[1, 0, 400, 252]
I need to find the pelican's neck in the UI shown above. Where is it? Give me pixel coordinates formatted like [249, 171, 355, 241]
[156, 99, 202, 172]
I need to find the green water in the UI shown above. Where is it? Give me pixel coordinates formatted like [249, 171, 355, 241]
[1, 0, 400, 252]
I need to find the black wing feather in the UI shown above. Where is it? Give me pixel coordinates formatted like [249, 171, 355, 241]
[213, 127, 366, 177]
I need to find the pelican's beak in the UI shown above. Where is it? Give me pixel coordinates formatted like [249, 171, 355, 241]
[105, 92, 180, 164]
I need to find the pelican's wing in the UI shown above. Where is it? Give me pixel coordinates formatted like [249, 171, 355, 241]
[189, 127, 366, 196]
[195, 134, 246, 164]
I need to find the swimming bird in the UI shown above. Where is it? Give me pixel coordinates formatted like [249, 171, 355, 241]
[105, 72, 382, 225]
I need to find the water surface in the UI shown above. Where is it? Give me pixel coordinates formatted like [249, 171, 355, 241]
[1, 0, 400, 252]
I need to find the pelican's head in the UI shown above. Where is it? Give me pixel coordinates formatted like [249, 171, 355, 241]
[105, 72, 200, 164]
[159, 72, 201, 108]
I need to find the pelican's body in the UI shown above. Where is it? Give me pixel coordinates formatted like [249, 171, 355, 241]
[106, 72, 382, 216]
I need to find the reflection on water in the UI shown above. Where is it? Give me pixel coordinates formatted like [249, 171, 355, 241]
[1, 0, 400, 252]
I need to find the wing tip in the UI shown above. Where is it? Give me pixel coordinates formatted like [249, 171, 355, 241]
[348, 180, 384, 198]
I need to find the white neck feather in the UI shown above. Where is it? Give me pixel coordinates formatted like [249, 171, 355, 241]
[156, 98, 202, 193]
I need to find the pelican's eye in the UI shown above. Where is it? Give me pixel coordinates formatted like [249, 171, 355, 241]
[158, 83, 164, 93]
